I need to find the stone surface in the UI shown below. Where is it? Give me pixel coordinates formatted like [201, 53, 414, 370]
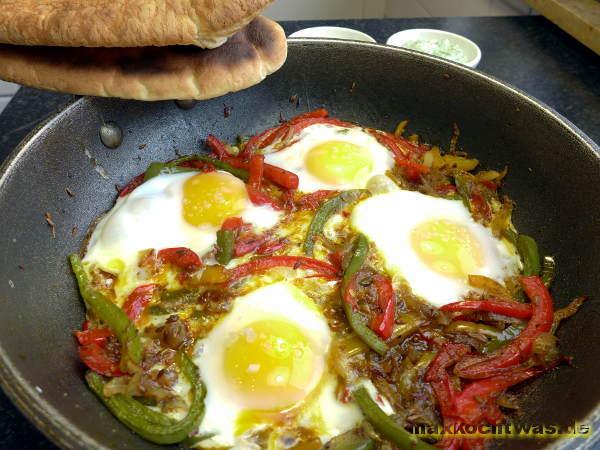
[0, 16, 597, 449]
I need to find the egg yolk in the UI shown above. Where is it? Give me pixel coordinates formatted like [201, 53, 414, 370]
[183, 172, 248, 227]
[305, 141, 373, 185]
[223, 319, 318, 411]
[411, 219, 484, 278]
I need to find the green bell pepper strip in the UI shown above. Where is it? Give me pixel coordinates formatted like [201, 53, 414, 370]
[87, 372, 175, 427]
[541, 256, 556, 287]
[143, 163, 196, 181]
[503, 228, 518, 246]
[193, 155, 249, 181]
[517, 234, 541, 276]
[344, 302, 388, 356]
[86, 352, 206, 444]
[483, 323, 525, 354]
[216, 229, 235, 265]
[342, 235, 388, 356]
[454, 174, 471, 210]
[144, 155, 250, 183]
[353, 387, 436, 450]
[69, 254, 142, 365]
[182, 433, 217, 448]
[303, 189, 368, 256]
[144, 156, 199, 181]
[341, 234, 368, 292]
[323, 428, 374, 450]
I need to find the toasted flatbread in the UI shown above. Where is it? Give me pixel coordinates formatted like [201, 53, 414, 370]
[0, 0, 274, 48]
[0, 16, 287, 101]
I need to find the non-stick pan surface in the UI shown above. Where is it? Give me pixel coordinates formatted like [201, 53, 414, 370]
[0, 40, 598, 450]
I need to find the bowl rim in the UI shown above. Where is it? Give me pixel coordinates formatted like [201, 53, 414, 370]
[386, 27, 482, 68]
[0, 37, 597, 450]
[288, 26, 376, 43]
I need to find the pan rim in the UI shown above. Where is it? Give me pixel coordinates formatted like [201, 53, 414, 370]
[286, 38, 599, 156]
[0, 38, 597, 450]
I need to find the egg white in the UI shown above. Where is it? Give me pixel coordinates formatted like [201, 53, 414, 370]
[84, 171, 281, 276]
[351, 190, 521, 307]
[263, 124, 395, 192]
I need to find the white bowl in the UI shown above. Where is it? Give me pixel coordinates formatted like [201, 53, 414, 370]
[386, 28, 481, 68]
[288, 26, 376, 43]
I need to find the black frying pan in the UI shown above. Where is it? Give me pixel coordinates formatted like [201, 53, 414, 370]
[0, 40, 598, 450]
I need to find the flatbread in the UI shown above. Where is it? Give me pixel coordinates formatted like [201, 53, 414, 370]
[0, 16, 287, 101]
[0, 0, 274, 48]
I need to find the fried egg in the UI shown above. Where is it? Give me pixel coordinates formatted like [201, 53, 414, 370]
[193, 282, 367, 448]
[263, 124, 395, 192]
[84, 171, 281, 276]
[351, 190, 521, 307]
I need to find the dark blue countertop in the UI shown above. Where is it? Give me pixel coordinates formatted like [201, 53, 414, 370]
[0, 16, 598, 449]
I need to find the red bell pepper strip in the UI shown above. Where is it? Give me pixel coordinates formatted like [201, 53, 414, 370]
[295, 190, 339, 210]
[291, 117, 356, 135]
[122, 284, 158, 322]
[248, 154, 264, 189]
[342, 271, 360, 308]
[453, 367, 544, 424]
[436, 417, 463, 450]
[206, 134, 231, 159]
[369, 274, 396, 339]
[426, 343, 471, 383]
[479, 180, 498, 191]
[221, 217, 244, 231]
[327, 249, 344, 270]
[431, 372, 459, 420]
[242, 109, 357, 157]
[368, 130, 430, 175]
[264, 123, 298, 149]
[220, 217, 284, 258]
[268, 115, 354, 151]
[234, 236, 287, 257]
[425, 343, 470, 417]
[245, 185, 283, 210]
[157, 247, 202, 270]
[242, 153, 284, 210]
[227, 256, 340, 282]
[262, 164, 299, 190]
[281, 189, 297, 211]
[222, 157, 299, 189]
[78, 343, 124, 377]
[118, 173, 145, 197]
[379, 129, 426, 156]
[263, 124, 291, 147]
[403, 166, 423, 183]
[288, 108, 329, 123]
[217, 218, 248, 265]
[370, 130, 412, 156]
[75, 327, 113, 346]
[454, 276, 554, 379]
[480, 397, 504, 425]
[441, 299, 533, 320]
[256, 238, 287, 255]
[258, 117, 354, 153]
[241, 126, 279, 157]
[234, 235, 265, 257]
[75, 326, 125, 377]
[470, 192, 492, 221]
[241, 109, 329, 157]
